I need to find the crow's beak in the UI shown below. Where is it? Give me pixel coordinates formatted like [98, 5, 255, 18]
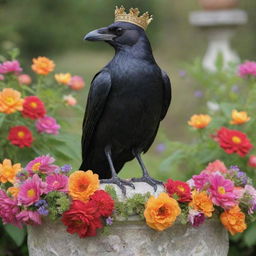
[84, 27, 116, 41]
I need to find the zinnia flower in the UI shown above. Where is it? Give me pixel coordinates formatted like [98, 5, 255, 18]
[55, 73, 72, 85]
[238, 61, 256, 78]
[242, 185, 256, 214]
[63, 95, 77, 106]
[0, 159, 21, 184]
[248, 155, 256, 167]
[202, 160, 227, 174]
[35, 116, 60, 135]
[46, 174, 68, 193]
[68, 76, 85, 90]
[62, 200, 102, 238]
[8, 126, 33, 148]
[68, 170, 99, 202]
[188, 114, 211, 129]
[188, 209, 205, 227]
[220, 205, 247, 235]
[7, 187, 20, 198]
[0, 88, 24, 114]
[214, 127, 253, 157]
[0, 74, 4, 80]
[18, 74, 32, 85]
[0, 60, 22, 74]
[192, 172, 210, 191]
[230, 110, 250, 125]
[16, 210, 41, 225]
[22, 96, 46, 119]
[144, 192, 181, 231]
[31, 57, 55, 75]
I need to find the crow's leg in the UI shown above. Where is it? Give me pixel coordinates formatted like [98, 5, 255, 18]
[132, 150, 163, 191]
[101, 146, 135, 195]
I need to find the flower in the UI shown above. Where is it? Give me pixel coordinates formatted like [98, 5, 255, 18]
[194, 90, 203, 98]
[155, 143, 166, 153]
[8, 126, 33, 148]
[220, 206, 247, 235]
[68, 76, 85, 90]
[202, 160, 227, 174]
[208, 174, 236, 209]
[46, 174, 68, 193]
[68, 170, 99, 202]
[60, 164, 72, 173]
[192, 172, 210, 191]
[227, 166, 248, 186]
[207, 101, 220, 112]
[188, 114, 211, 129]
[18, 74, 32, 85]
[242, 185, 256, 214]
[62, 200, 102, 238]
[238, 61, 256, 78]
[26, 155, 58, 175]
[7, 187, 20, 198]
[31, 57, 55, 75]
[0, 159, 21, 183]
[165, 179, 192, 202]
[22, 96, 46, 119]
[144, 192, 181, 231]
[16, 210, 41, 225]
[189, 191, 214, 217]
[214, 127, 253, 157]
[90, 190, 114, 217]
[63, 95, 77, 106]
[55, 73, 72, 85]
[35, 116, 60, 135]
[248, 155, 256, 167]
[0, 74, 4, 80]
[230, 110, 250, 125]
[0, 88, 24, 114]
[188, 209, 205, 227]
[0, 60, 22, 74]
[106, 217, 113, 226]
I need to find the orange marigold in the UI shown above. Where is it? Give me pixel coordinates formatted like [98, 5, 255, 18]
[189, 191, 214, 217]
[144, 192, 181, 231]
[68, 170, 99, 202]
[55, 73, 72, 85]
[7, 186, 20, 198]
[188, 114, 211, 129]
[0, 159, 21, 184]
[230, 110, 250, 125]
[0, 88, 24, 114]
[31, 57, 55, 75]
[220, 205, 247, 235]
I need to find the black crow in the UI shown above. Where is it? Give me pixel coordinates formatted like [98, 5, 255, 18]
[80, 7, 171, 193]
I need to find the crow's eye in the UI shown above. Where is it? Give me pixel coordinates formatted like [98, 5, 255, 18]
[110, 27, 123, 36]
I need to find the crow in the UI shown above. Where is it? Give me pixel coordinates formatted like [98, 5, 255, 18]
[80, 15, 171, 193]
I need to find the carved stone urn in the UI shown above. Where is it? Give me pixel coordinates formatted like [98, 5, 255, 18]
[198, 0, 239, 10]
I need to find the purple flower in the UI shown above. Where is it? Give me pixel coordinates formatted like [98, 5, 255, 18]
[243, 185, 256, 214]
[61, 164, 72, 173]
[238, 61, 256, 78]
[106, 217, 113, 226]
[188, 209, 205, 227]
[35, 199, 48, 208]
[178, 70, 186, 77]
[35, 116, 60, 135]
[0, 60, 22, 74]
[228, 166, 248, 186]
[155, 143, 166, 153]
[194, 90, 203, 98]
[231, 85, 239, 93]
[16, 210, 41, 225]
[37, 206, 49, 216]
[45, 174, 68, 193]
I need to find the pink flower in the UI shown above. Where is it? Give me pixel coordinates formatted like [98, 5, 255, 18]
[68, 75, 85, 90]
[18, 174, 46, 206]
[63, 95, 77, 106]
[0, 190, 21, 228]
[16, 210, 41, 225]
[192, 172, 210, 191]
[18, 74, 32, 85]
[35, 116, 60, 135]
[46, 174, 68, 193]
[0, 74, 4, 80]
[202, 160, 227, 174]
[188, 209, 205, 227]
[0, 60, 22, 74]
[238, 61, 256, 78]
[26, 155, 58, 175]
[248, 155, 256, 167]
[208, 174, 237, 209]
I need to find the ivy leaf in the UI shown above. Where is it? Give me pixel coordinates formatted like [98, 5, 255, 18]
[4, 224, 26, 246]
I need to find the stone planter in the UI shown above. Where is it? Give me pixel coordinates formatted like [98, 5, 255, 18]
[198, 0, 239, 10]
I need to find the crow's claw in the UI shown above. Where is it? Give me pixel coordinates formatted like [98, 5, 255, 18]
[131, 176, 163, 192]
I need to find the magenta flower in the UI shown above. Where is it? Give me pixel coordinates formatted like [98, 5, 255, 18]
[46, 174, 68, 193]
[35, 116, 60, 135]
[26, 155, 58, 175]
[238, 61, 256, 78]
[0, 190, 21, 228]
[16, 210, 41, 225]
[0, 60, 22, 74]
[192, 172, 210, 191]
[202, 160, 227, 174]
[208, 174, 237, 209]
[0, 74, 4, 80]
[188, 209, 205, 227]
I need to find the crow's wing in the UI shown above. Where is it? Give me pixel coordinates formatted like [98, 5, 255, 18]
[160, 70, 172, 120]
[81, 69, 111, 159]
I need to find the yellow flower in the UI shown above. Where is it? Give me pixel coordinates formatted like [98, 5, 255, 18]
[68, 170, 99, 202]
[230, 110, 250, 125]
[0, 88, 24, 114]
[55, 73, 72, 85]
[7, 186, 20, 198]
[0, 159, 22, 184]
[31, 56, 55, 75]
[188, 114, 211, 129]
[144, 192, 181, 231]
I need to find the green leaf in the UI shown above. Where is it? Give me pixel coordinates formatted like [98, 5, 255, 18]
[4, 224, 26, 246]
[160, 150, 184, 172]
[220, 103, 236, 118]
[243, 222, 256, 247]
[0, 113, 5, 128]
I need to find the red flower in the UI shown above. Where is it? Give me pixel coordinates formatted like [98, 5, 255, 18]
[90, 190, 114, 217]
[165, 179, 192, 203]
[22, 96, 46, 119]
[248, 155, 256, 167]
[62, 200, 102, 238]
[8, 126, 33, 148]
[215, 127, 253, 157]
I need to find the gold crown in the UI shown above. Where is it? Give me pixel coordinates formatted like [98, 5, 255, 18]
[114, 6, 153, 30]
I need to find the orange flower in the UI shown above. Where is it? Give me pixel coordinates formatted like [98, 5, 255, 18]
[230, 110, 250, 125]
[189, 191, 214, 217]
[55, 73, 72, 85]
[188, 114, 211, 129]
[68, 170, 99, 202]
[0, 159, 22, 184]
[144, 192, 181, 231]
[31, 57, 55, 75]
[220, 205, 247, 235]
[7, 186, 20, 198]
[0, 88, 24, 114]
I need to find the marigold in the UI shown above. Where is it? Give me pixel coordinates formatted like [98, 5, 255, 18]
[0, 88, 24, 114]
[144, 192, 181, 231]
[188, 114, 211, 129]
[31, 57, 55, 75]
[220, 205, 247, 235]
[230, 110, 250, 125]
[55, 73, 72, 85]
[0, 159, 21, 184]
[68, 170, 99, 202]
[189, 191, 214, 217]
